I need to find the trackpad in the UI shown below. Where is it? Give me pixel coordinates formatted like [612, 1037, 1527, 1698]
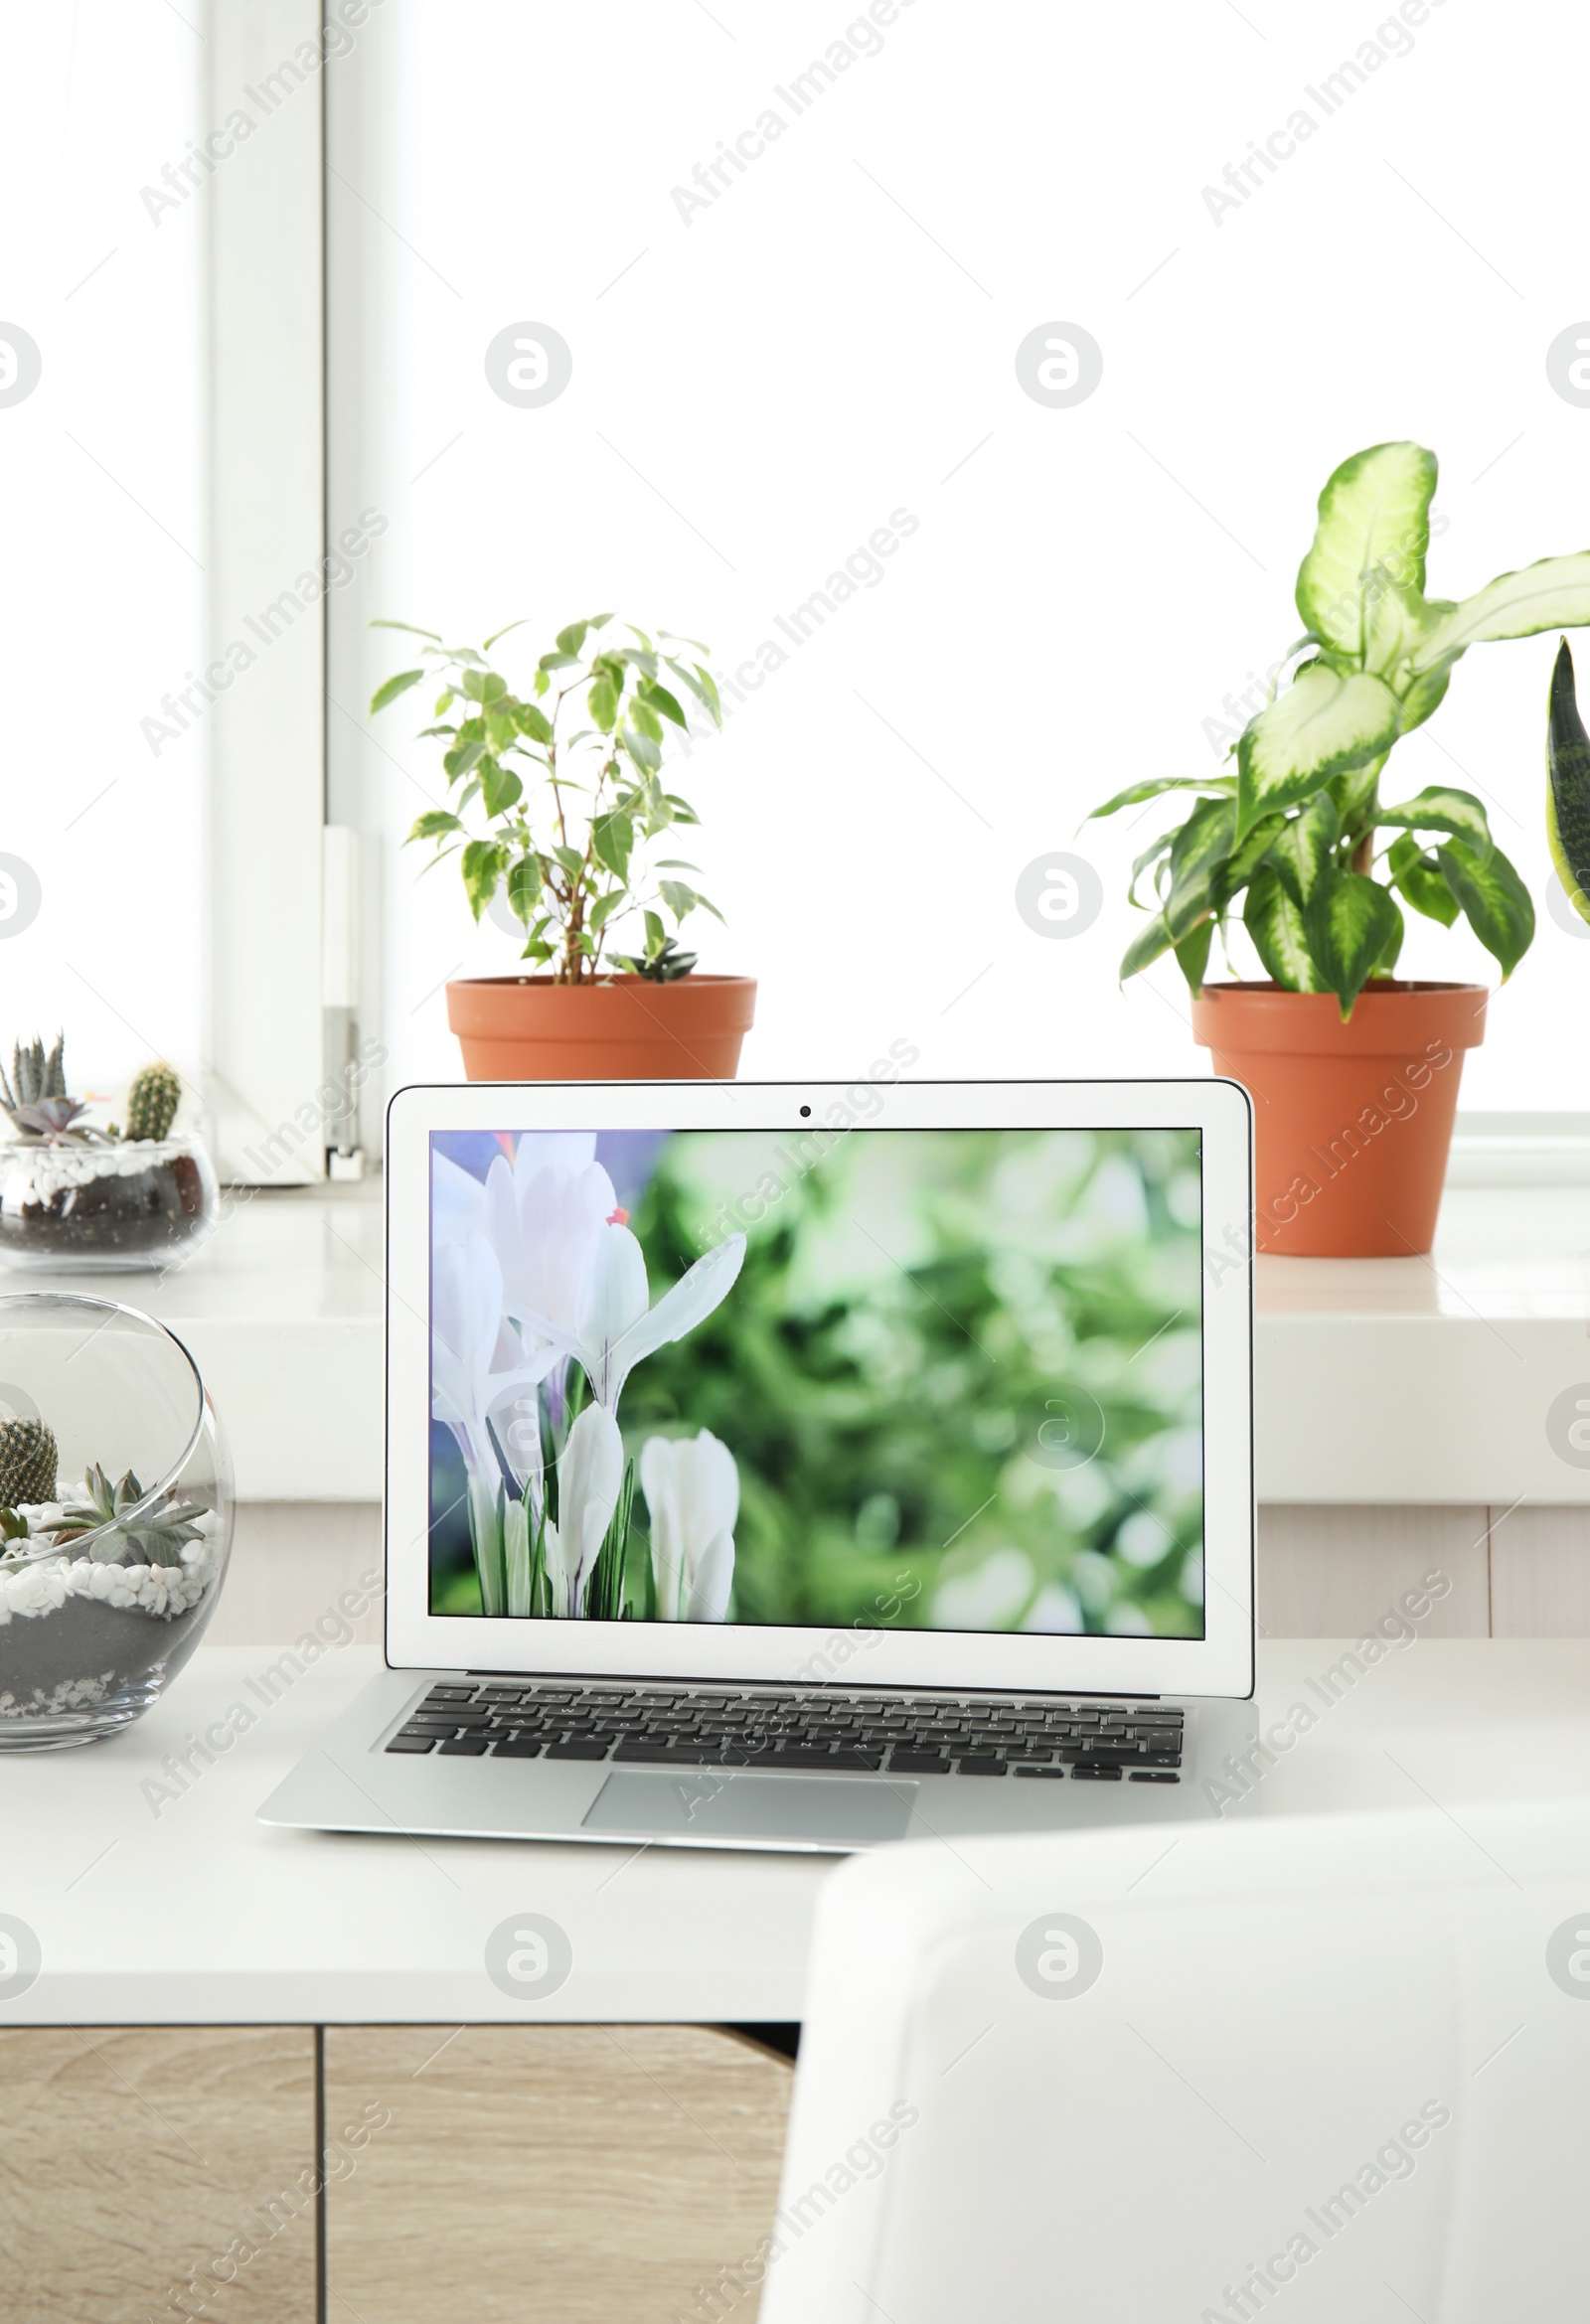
[583, 1769, 915, 1845]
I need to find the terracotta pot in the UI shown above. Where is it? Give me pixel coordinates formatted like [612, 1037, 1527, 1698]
[444, 974, 757, 1082]
[1191, 981, 1487, 1258]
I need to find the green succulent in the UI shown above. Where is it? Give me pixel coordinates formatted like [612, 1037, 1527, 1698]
[53, 1463, 209, 1567]
[0, 1036, 104, 1146]
[0, 1415, 59, 1506]
[124, 1062, 181, 1143]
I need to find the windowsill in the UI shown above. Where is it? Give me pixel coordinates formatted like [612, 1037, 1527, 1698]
[2, 1182, 385, 1501]
[17, 1172, 1585, 1507]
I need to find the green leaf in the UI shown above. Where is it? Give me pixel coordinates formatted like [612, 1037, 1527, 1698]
[664, 658, 722, 727]
[588, 889, 625, 930]
[1375, 786, 1491, 860]
[628, 698, 663, 744]
[592, 811, 633, 880]
[505, 856, 543, 926]
[1243, 865, 1318, 991]
[443, 738, 486, 783]
[642, 909, 666, 956]
[552, 845, 585, 881]
[370, 619, 442, 640]
[479, 759, 523, 818]
[510, 702, 550, 746]
[1436, 838, 1535, 980]
[1546, 639, 1590, 920]
[1394, 659, 1454, 737]
[556, 621, 589, 658]
[1087, 775, 1235, 822]
[1267, 792, 1341, 907]
[622, 722, 662, 772]
[1129, 831, 1175, 907]
[1386, 834, 1459, 928]
[1161, 797, 1237, 940]
[1295, 441, 1438, 660]
[1411, 552, 1590, 673]
[406, 810, 463, 845]
[1303, 868, 1404, 1015]
[539, 651, 579, 673]
[484, 705, 517, 753]
[483, 619, 527, 651]
[1372, 893, 1406, 974]
[659, 878, 699, 923]
[1174, 919, 1212, 996]
[1118, 913, 1175, 980]
[588, 677, 618, 733]
[519, 938, 556, 966]
[1237, 666, 1401, 837]
[370, 669, 424, 715]
[640, 680, 688, 729]
[460, 839, 509, 922]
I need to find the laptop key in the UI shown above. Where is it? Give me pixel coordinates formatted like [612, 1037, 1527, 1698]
[888, 1752, 950, 1775]
[1015, 1765, 1065, 1780]
[387, 1735, 436, 1753]
[1130, 1770, 1181, 1782]
[546, 1740, 613, 1761]
[1071, 1763, 1123, 1781]
[437, 1737, 491, 1756]
[492, 1738, 545, 1759]
[956, 1759, 1008, 1777]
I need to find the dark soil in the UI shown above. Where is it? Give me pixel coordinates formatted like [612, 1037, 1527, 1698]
[0, 1154, 208, 1259]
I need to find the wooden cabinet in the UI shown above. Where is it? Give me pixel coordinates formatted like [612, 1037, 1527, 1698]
[0, 2024, 792, 2324]
[0, 2025, 317, 2323]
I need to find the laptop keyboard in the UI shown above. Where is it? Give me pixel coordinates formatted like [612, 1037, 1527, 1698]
[384, 1683, 1184, 1781]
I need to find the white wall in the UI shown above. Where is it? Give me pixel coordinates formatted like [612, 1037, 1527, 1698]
[331, 0, 1590, 1119]
[0, 4, 204, 1110]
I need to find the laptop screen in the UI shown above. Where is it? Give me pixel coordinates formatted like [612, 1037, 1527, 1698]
[427, 1125, 1204, 1641]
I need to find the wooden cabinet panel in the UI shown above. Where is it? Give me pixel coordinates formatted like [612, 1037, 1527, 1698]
[0, 2025, 316, 2323]
[324, 2024, 793, 2324]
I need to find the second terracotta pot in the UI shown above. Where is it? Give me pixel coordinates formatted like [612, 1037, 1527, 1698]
[1191, 981, 1487, 1258]
[445, 973, 757, 1082]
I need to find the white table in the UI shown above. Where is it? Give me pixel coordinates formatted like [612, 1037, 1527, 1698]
[5, 1638, 1588, 2025]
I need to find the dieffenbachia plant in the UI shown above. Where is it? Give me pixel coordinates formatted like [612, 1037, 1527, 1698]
[1547, 639, 1590, 922]
[371, 614, 723, 984]
[1092, 440, 1590, 1014]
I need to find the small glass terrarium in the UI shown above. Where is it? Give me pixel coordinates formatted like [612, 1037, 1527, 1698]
[0, 1037, 219, 1273]
[0, 1292, 235, 1748]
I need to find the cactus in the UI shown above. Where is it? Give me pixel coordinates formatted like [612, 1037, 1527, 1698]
[0, 1416, 59, 1507]
[125, 1062, 181, 1143]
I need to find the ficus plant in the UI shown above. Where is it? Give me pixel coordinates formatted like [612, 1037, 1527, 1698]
[1091, 440, 1590, 1015]
[371, 613, 723, 984]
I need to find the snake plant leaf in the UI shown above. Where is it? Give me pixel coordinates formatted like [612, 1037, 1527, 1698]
[1546, 639, 1590, 923]
[1087, 774, 1236, 820]
[1237, 666, 1401, 837]
[1302, 867, 1403, 1017]
[1374, 787, 1492, 860]
[1267, 792, 1341, 907]
[1436, 838, 1534, 980]
[1243, 866, 1319, 991]
[1410, 553, 1590, 674]
[1386, 834, 1460, 928]
[1295, 441, 1439, 660]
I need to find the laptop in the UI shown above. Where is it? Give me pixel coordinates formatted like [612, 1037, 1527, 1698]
[258, 1076, 1257, 1853]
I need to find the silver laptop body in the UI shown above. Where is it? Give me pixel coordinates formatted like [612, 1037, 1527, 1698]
[260, 1077, 1257, 1852]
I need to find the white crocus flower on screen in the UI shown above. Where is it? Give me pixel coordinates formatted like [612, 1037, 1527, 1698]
[543, 1403, 625, 1618]
[517, 1226, 746, 1411]
[483, 1133, 619, 1349]
[430, 1233, 556, 1472]
[640, 1430, 739, 1623]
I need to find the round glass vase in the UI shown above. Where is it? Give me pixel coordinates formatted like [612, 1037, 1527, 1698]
[0, 1293, 235, 1749]
[0, 1135, 220, 1273]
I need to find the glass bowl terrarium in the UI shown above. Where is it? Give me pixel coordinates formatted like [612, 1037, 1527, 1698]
[0, 1037, 219, 1273]
[0, 1292, 234, 1748]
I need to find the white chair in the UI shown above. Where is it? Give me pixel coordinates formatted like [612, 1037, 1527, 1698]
[756, 1803, 1590, 2322]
